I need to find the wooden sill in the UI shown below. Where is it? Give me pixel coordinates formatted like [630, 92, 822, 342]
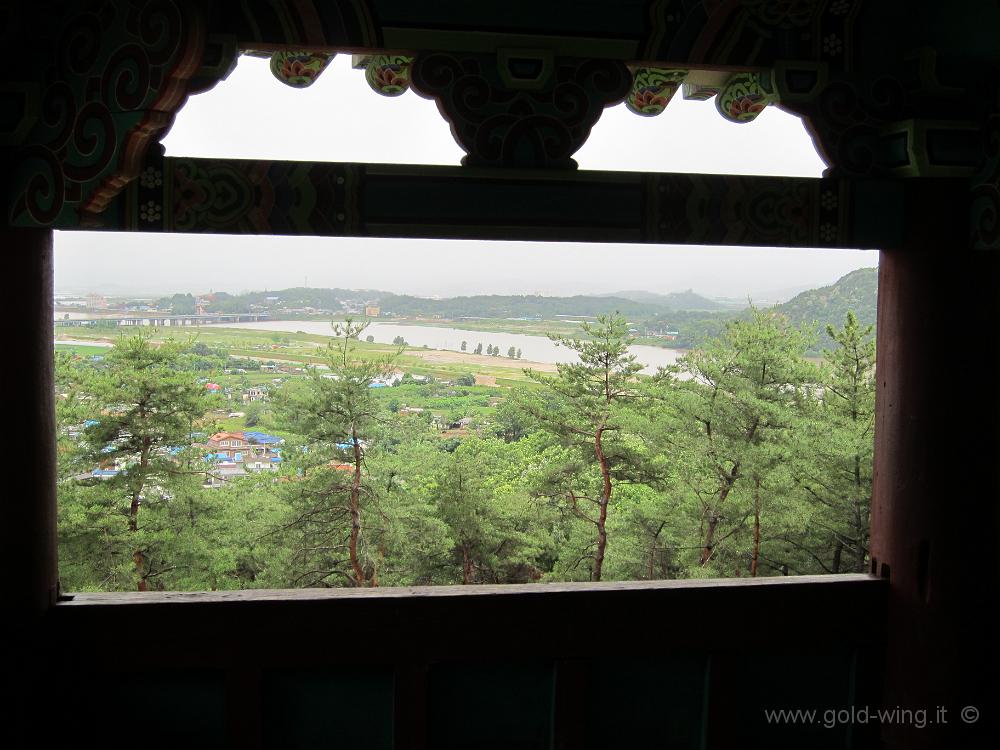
[60, 572, 880, 606]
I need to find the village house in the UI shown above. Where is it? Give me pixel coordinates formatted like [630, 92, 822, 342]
[205, 431, 282, 463]
[201, 430, 284, 487]
[201, 461, 246, 489]
[372, 369, 405, 387]
[206, 430, 248, 456]
[242, 386, 267, 402]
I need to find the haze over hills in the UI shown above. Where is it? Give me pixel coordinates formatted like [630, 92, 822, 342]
[67, 269, 878, 355]
[625, 268, 878, 352]
[775, 267, 877, 333]
[597, 289, 734, 310]
[153, 287, 731, 319]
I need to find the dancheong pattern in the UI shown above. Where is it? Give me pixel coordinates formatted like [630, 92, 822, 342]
[5, 0, 208, 227]
[115, 151, 360, 236]
[269, 51, 334, 88]
[410, 52, 631, 169]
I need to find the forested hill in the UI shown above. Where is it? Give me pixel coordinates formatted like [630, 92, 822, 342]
[774, 267, 877, 333]
[182, 287, 725, 318]
[158, 269, 878, 352]
[597, 289, 728, 310]
[639, 268, 878, 351]
[379, 293, 681, 318]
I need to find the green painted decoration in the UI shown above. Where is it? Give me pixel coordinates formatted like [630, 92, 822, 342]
[715, 72, 778, 123]
[626, 67, 687, 116]
[365, 55, 414, 97]
[270, 51, 334, 88]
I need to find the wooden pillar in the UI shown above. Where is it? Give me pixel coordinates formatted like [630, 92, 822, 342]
[872, 183, 999, 747]
[3, 228, 58, 614]
[2, 228, 57, 750]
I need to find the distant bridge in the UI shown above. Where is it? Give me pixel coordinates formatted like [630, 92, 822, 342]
[54, 313, 270, 327]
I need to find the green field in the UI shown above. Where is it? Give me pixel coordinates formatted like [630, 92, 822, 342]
[54, 343, 112, 356]
[56, 325, 543, 384]
[55, 326, 540, 439]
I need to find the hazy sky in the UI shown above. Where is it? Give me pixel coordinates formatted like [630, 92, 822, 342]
[55, 55, 878, 301]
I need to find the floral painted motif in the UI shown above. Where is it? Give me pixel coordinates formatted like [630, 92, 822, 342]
[626, 67, 687, 116]
[822, 34, 844, 56]
[139, 200, 161, 223]
[715, 72, 778, 124]
[270, 51, 334, 88]
[140, 167, 162, 189]
[728, 96, 767, 118]
[365, 55, 414, 97]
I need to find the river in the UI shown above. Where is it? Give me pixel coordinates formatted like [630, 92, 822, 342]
[205, 320, 685, 375]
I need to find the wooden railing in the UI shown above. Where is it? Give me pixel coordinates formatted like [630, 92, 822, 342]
[41, 575, 885, 749]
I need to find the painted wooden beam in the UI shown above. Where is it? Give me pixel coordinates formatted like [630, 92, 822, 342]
[87, 156, 905, 249]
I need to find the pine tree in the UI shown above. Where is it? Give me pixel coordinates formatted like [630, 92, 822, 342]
[430, 438, 554, 584]
[788, 311, 875, 572]
[60, 334, 211, 590]
[273, 319, 397, 586]
[649, 308, 818, 576]
[517, 313, 644, 581]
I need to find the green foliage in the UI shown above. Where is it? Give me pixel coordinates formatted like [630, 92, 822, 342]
[270, 319, 401, 587]
[516, 313, 646, 581]
[427, 438, 556, 583]
[776, 269, 877, 348]
[57, 334, 218, 590]
[55, 308, 876, 591]
[645, 308, 822, 576]
[781, 311, 876, 573]
[156, 292, 197, 314]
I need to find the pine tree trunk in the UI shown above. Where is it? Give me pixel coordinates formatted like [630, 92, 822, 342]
[854, 452, 867, 572]
[348, 426, 367, 586]
[701, 513, 719, 566]
[129, 444, 150, 590]
[462, 545, 473, 584]
[133, 550, 148, 591]
[701, 473, 737, 565]
[647, 521, 666, 580]
[750, 475, 761, 577]
[832, 539, 844, 573]
[593, 426, 612, 582]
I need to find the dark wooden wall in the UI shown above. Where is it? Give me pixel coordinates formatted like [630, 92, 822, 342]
[48, 576, 885, 750]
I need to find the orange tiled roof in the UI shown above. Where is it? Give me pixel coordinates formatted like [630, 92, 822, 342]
[208, 431, 245, 443]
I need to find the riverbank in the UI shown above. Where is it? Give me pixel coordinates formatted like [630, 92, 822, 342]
[204, 320, 686, 374]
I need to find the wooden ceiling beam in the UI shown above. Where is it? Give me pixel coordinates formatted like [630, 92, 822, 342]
[84, 155, 908, 249]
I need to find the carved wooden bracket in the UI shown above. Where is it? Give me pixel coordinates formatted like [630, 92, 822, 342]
[625, 68, 779, 124]
[408, 51, 631, 169]
[2, 1, 237, 228]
